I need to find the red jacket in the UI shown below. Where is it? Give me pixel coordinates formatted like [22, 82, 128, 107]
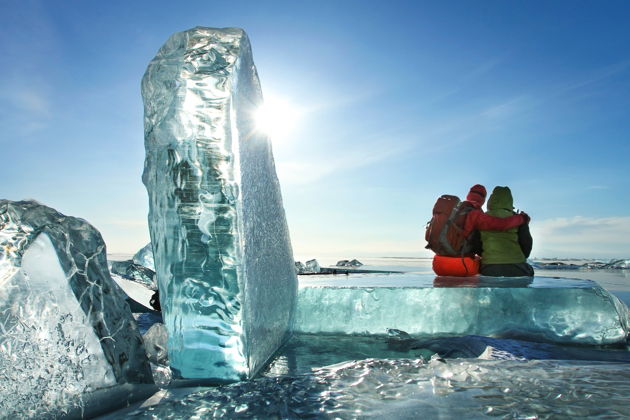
[462, 202, 525, 237]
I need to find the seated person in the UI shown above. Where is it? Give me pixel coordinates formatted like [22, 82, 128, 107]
[479, 186, 534, 277]
[432, 184, 528, 276]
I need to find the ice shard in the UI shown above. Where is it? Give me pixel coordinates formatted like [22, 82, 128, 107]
[109, 259, 157, 290]
[142, 27, 297, 380]
[0, 200, 153, 417]
[133, 242, 155, 271]
[295, 259, 321, 274]
[295, 274, 629, 345]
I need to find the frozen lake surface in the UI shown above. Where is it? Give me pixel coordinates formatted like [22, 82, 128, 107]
[100, 256, 630, 419]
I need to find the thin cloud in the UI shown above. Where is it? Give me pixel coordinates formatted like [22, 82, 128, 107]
[12, 89, 51, 115]
[442, 59, 630, 133]
[410, 94, 533, 154]
[530, 216, 630, 258]
[530, 59, 630, 111]
[277, 138, 409, 185]
[428, 58, 504, 105]
[556, 59, 630, 97]
[467, 58, 504, 80]
[0, 3, 58, 135]
[1, 87, 52, 136]
[481, 95, 531, 120]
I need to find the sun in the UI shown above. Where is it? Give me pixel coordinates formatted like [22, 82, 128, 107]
[254, 95, 303, 143]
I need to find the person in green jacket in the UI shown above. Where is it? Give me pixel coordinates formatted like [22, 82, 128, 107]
[479, 186, 534, 277]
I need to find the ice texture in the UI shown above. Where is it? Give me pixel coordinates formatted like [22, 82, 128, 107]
[109, 259, 157, 290]
[133, 243, 155, 271]
[0, 200, 153, 417]
[144, 323, 169, 365]
[141, 322, 172, 385]
[305, 259, 321, 273]
[295, 259, 321, 274]
[294, 274, 629, 345]
[104, 355, 630, 419]
[600, 258, 630, 269]
[336, 259, 363, 267]
[142, 27, 297, 380]
[531, 258, 630, 270]
[295, 261, 306, 274]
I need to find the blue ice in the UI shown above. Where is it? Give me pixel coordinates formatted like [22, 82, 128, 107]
[295, 273, 629, 345]
[142, 27, 297, 380]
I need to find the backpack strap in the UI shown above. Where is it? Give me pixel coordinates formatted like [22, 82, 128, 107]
[437, 202, 463, 256]
[457, 203, 476, 257]
[440, 202, 476, 257]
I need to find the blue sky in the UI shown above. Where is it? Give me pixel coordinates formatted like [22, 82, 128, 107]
[1, 0, 629, 259]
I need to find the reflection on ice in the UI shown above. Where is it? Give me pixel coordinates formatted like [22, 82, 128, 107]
[106, 355, 630, 419]
[267, 333, 630, 376]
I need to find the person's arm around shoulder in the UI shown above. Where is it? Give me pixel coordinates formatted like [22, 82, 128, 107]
[470, 210, 527, 231]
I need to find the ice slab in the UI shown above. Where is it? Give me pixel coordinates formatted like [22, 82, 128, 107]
[295, 273, 629, 345]
[336, 259, 363, 267]
[133, 243, 155, 271]
[109, 259, 157, 290]
[304, 259, 321, 273]
[531, 258, 630, 270]
[142, 27, 297, 380]
[295, 261, 306, 274]
[265, 333, 630, 377]
[0, 200, 153, 417]
[295, 259, 321, 274]
[99, 355, 630, 419]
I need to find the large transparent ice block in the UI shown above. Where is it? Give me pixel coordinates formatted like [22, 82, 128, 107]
[295, 274, 629, 345]
[0, 200, 153, 417]
[142, 27, 297, 380]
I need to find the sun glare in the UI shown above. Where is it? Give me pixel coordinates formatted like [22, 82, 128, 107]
[254, 96, 303, 143]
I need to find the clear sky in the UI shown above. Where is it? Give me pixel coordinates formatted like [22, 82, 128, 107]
[2, 0, 629, 259]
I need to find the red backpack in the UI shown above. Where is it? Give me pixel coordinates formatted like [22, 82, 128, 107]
[425, 195, 475, 257]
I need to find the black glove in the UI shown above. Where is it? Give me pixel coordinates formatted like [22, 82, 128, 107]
[519, 211, 530, 224]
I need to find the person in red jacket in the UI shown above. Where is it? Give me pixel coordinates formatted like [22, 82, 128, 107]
[432, 184, 528, 276]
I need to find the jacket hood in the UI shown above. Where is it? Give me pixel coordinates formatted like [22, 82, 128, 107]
[487, 186, 514, 211]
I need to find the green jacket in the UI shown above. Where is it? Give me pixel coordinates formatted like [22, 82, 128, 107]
[480, 186, 526, 265]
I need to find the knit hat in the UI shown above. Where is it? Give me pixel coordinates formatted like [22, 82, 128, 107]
[466, 184, 487, 207]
